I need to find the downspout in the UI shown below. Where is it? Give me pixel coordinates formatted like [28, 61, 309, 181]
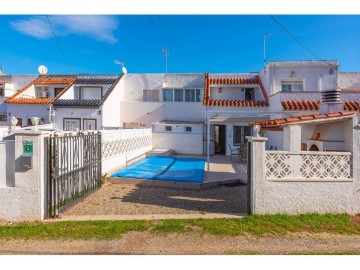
[207, 109, 210, 172]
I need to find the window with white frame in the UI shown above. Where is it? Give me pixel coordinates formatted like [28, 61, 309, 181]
[281, 80, 304, 91]
[143, 89, 160, 101]
[163, 88, 202, 102]
[174, 89, 184, 102]
[163, 89, 173, 102]
[185, 126, 192, 132]
[64, 118, 81, 131]
[165, 126, 172, 132]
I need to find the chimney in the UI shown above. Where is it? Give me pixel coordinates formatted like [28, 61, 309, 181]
[319, 74, 343, 114]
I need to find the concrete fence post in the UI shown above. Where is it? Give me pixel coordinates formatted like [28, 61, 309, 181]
[12, 130, 48, 221]
[246, 136, 268, 214]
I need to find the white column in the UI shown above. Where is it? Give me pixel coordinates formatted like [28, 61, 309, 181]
[283, 125, 301, 153]
[246, 136, 268, 214]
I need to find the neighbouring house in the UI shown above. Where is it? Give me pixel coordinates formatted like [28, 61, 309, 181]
[5, 74, 124, 130]
[0, 74, 37, 126]
[6, 75, 77, 127]
[258, 60, 360, 150]
[53, 74, 124, 130]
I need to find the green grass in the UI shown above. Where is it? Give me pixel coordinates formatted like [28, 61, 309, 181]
[0, 214, 359, 240]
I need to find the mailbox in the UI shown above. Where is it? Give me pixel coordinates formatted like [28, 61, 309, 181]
[21, 141, 33, 170]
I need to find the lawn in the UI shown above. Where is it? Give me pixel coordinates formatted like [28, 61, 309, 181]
[0, 214, 359, 240]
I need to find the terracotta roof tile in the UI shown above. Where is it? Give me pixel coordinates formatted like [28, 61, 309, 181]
[249, 111, 357, 128]
[6, 76, 76, 104]
[203, 73, 269, 107]
[282, 100, 360, 112]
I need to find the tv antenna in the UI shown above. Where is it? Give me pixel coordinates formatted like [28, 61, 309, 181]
[114, 60, 128, 74]
[263, 33, 273, 69]
[162, 48, 169, 74]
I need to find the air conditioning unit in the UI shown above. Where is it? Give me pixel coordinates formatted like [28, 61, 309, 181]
[37, 88, 48, 98]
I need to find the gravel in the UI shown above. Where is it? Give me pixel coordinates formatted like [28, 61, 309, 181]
[64, 183, 247, 216]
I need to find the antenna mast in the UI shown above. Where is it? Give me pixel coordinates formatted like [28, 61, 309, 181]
[162, 48, 169, 74]
[263, 33, 273, 69]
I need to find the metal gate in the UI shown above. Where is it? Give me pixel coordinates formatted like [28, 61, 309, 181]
[45, 131, 102, 218]
[247, 142, 252, 215]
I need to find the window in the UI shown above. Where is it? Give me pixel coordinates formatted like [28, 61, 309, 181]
[83, 119, 97, 130]
[174, 89, 184, 102]
[163, 89, 173, 102]
[244, 88, 254, 101]
[0, 113, 7, 122]
[0, 84, 4, 97]
[80, 87, 102, 99]
[54, 88, 63, 97]
[185, 126, 192, 132]
[165, 126, 172, 132]
[185, 89, 195, 102]
[36, 87, 48, 98]
[195, 89, 202, 102]
[281, 80, 304, 91]
[233, 126, 252, 145]
[143, 90, 160, 101]
[64, 118, 81, 131]
[163, 88, 202, 102]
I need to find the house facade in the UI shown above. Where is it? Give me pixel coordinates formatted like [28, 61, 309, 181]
[3, 59, 360, 156]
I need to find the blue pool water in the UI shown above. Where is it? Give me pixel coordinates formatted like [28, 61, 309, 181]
[111, 156, 206, 183]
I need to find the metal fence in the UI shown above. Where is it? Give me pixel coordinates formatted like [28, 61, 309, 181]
[45, 131, 102, 218]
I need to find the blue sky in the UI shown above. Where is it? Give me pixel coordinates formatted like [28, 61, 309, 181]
[1, 15, 360, 75]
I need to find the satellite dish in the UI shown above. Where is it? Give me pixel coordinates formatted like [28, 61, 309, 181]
[122, 66, 128, 74]
[38, 65, 48, 75]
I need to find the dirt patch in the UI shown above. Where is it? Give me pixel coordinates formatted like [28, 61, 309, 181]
[353, 214, 360, 225]
[63, 183, 247, 216]
[1, 233, 360, 255]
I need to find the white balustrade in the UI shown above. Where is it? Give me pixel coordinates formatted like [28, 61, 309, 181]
[265, 151, 352, 180]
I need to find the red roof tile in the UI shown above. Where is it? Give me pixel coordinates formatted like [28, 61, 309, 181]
[249, 111, 357, 128]
[282, 100, 360, 112]
[203, 73, 269, 107]
[6, 76, 76, 105]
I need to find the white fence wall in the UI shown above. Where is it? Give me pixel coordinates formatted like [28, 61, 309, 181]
[101, 128, 152, 174]
[248, 128, 360, 214]
[0, 140, 15, 187]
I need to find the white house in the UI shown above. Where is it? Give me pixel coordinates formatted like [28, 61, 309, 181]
[0, 74, 38, 125]
[53, 74, 124, 130]
[5, 74, 124, 131]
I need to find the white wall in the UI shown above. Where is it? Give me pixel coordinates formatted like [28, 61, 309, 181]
[153, 133, 203, 154]
[0, 140, 15, 187]
[101, 77, 123, 128]
[120, 73, 205, 127]
[101, 129, 152, 173]
[0, 131, 48, 221]
[338, 72, 360, 89]
[54, 107, 102, 130]
[7, 104, 50, 126]
[58, 85, 77, 99]
[248, 116, 360, 215]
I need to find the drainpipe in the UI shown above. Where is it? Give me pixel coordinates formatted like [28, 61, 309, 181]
[207, 111, 210, 172]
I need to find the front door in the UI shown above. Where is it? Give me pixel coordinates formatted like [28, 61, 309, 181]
[214, 125, 226, 155]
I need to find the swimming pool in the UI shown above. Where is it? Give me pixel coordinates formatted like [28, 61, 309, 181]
[111, 156, 206, 183]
